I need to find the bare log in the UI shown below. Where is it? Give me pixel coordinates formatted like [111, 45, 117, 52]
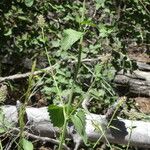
[114, 69, 150, 97]
[1, 106, 150, 148]
[137, 62, 150, 71]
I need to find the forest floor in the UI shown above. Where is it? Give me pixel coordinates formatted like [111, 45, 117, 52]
[1, 45, 150, 150]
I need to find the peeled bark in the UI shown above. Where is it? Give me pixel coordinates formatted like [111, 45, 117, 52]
[1, 105, 150, 148]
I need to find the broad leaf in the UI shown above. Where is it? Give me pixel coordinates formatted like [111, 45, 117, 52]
[25, 0, 34, 7]
[48, 105, 64, 127]
[61, 29, 83, 50]
[71, 109, 87, 144]
[22, 138, 33, 150]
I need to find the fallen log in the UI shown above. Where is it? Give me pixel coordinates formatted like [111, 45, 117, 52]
[114, 68, 150, 97]
[137, 62, 150, 71]
[1, 105, 150, 148]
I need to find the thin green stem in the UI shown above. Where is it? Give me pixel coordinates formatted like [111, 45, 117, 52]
[41, 27, 68, 150]
[18, 60, 36, 150]
[41, 1, 86, 149]
[92, 121, 112, 149]
[58, 1, 86, 149]
[74, 37, 83, 82]
[126, 120, 133, 150]
[58, 118, 68, 150]
[41, 27, 63, 104]
[74, 0, 86, 80]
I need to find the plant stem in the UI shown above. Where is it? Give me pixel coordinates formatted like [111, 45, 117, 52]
[18, 60, 36, 150]
[41, 27, 63, 104]
[41, 27, 67, 150]
[74, 37, 83, 82]
[58, 0, 85, 150]
[58, 117, 68, 150]
[74, 0, 86, 80]
[58, 1, 86, 149]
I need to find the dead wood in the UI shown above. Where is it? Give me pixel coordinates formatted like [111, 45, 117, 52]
[0, 66, 55, 83]
[1, 105, 150, 148]
[137, 62, 150, 71]
[114, 66, 150, 97]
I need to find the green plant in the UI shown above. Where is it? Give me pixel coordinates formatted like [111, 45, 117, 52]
[18, 61, 36, 150]
[38, 2, 88, 149]
[1, 0, 150, 149]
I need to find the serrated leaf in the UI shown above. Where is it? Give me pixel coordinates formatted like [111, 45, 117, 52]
[61, 29, 83, 50]
[22, 138, 33, 150]
[71, 109, 87, 144]
[48, 105, 64, 127]
[25, 0, 34, 7]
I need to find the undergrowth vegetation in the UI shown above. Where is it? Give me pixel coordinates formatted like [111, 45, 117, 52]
[0, 0, 150, 149]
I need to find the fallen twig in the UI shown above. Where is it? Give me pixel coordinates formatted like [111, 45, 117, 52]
[0, 66, 55, 83]
[9, 127, 70, 150]
[0, 54, 149, 83]
[0, 55, 107, 83]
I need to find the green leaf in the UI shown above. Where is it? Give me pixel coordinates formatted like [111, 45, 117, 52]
[44, 87, 58, 95]
[4, 29, 12, 36]
[48, 105, 64, 127]
[80, 20, 97, 27]
[25, 0, 34, 7]
[0, 141, 3, 150]
[98, 24, 113, 38]
[18, 16, 28, 21]
[22, 138, 33, 150]
[61, 29, 83, 50]
[71, 109, 87, 144]
[51, 40, 60, 48]
[96, 0, 105, 9]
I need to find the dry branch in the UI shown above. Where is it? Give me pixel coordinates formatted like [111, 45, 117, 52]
[0, 55, 149, 85]
[0, 66, 55, 83]
[1, 105, 150, 148]
[10, 128, 70, 150]
[0, 56, 102, 83]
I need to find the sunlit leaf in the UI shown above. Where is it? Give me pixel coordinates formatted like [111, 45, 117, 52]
[25, 0, 34, 7]
[61, 29, 83, 50]
[22, 138, 33, 150]
[95, 0, 106, 9]
[4, 29, 12, 36]
[80, 20, 97, 27]
[71, 109, 88, 144]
